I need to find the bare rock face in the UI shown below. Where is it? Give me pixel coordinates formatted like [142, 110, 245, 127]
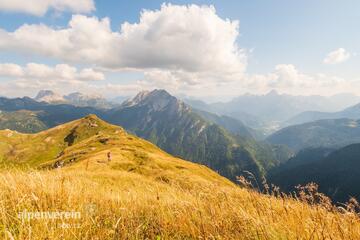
[122, 89, 190, 113]
[35, 90, 65, 103]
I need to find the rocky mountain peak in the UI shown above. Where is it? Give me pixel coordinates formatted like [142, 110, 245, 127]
[122, 89, 185, 112]
[34, 90, 65, 103]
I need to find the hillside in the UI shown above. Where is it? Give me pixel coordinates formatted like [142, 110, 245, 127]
[0, 110, 47, 133]
[270, 147, 334, 174]
[0, 114, 229, 184]
[0, 96, 104, 130]
[1, 116, 360, 239]
[269, 143, 360, 203]
[267, 118, 360, 151]
[193, 109, 257, 139]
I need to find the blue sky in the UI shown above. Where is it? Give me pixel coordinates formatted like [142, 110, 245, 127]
[0, 0, 359, 100]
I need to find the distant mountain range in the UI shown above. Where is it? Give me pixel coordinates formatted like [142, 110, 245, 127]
[0, 96, 102, 128]
[286, 102, 360, 126]
[267, 118, 360, 151]
[0, 89, 292, 181]
[34, 90, 120, 109]
[185, 91, 360, 134]
[269, 144, 360, 203]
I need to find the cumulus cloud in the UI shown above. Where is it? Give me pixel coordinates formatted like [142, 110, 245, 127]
[0, 63, 104, 82]
[0, 0, 95, 16]
[0, 4, 246, 75]
[0, 63, 24, 77]
[0, 3, 354, 98]
[323, 48, 351, 64]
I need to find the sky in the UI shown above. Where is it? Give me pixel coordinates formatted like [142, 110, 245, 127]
[0, 0, 359, 101]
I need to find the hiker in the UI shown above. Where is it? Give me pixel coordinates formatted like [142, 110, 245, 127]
[107, 151, 112, 162]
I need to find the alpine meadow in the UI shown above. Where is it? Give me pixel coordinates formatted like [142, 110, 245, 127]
[1, 1, 360, 239]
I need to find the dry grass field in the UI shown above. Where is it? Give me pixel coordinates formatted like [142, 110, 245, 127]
[0, 115, 360, 239]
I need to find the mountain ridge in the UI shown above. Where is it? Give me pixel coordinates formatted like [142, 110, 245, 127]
[186, 91, 360, 134]
[34, 90, 120, 109]
[0, 90, 292, 181]
[267, 118, 360, 151]
[106, 89, 292, 180]
[286, 102, 360, 126]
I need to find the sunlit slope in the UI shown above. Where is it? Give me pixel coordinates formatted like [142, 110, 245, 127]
[2, 168, 360, 239]
[0, 114, 231, 186]
[1, 115, 360, 239]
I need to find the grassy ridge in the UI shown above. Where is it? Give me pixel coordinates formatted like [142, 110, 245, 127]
[1, 115, 360, 239]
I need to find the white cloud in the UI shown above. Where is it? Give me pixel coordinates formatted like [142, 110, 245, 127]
[323, 48, 351, 64]
[0, 63, 24, 77]
[117, 4, 246, 73]
[0, 4, 250, 98]
[0, 4, 356, 99]
[0, 0, 95, 16]
[0, 63, 104, 82]
[0, 4, 246, 75]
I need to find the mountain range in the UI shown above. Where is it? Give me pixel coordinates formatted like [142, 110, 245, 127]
[0, 96, 102, 128]
[5, 88, 360, 203]
[267, 118, 360, 151]
[286, 102, 360, 126]
[0, 89, 292, 181]
[34, 90, 120, 109]
[186, 91, 360, 134]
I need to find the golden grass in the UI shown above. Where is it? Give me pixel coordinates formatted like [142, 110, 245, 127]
[1, 115, 360, 239]
[1, 168, 360, 240]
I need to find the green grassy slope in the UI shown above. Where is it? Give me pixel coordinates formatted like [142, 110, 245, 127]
[0, 110, 47, 133]
[0, 114, 231, 186]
